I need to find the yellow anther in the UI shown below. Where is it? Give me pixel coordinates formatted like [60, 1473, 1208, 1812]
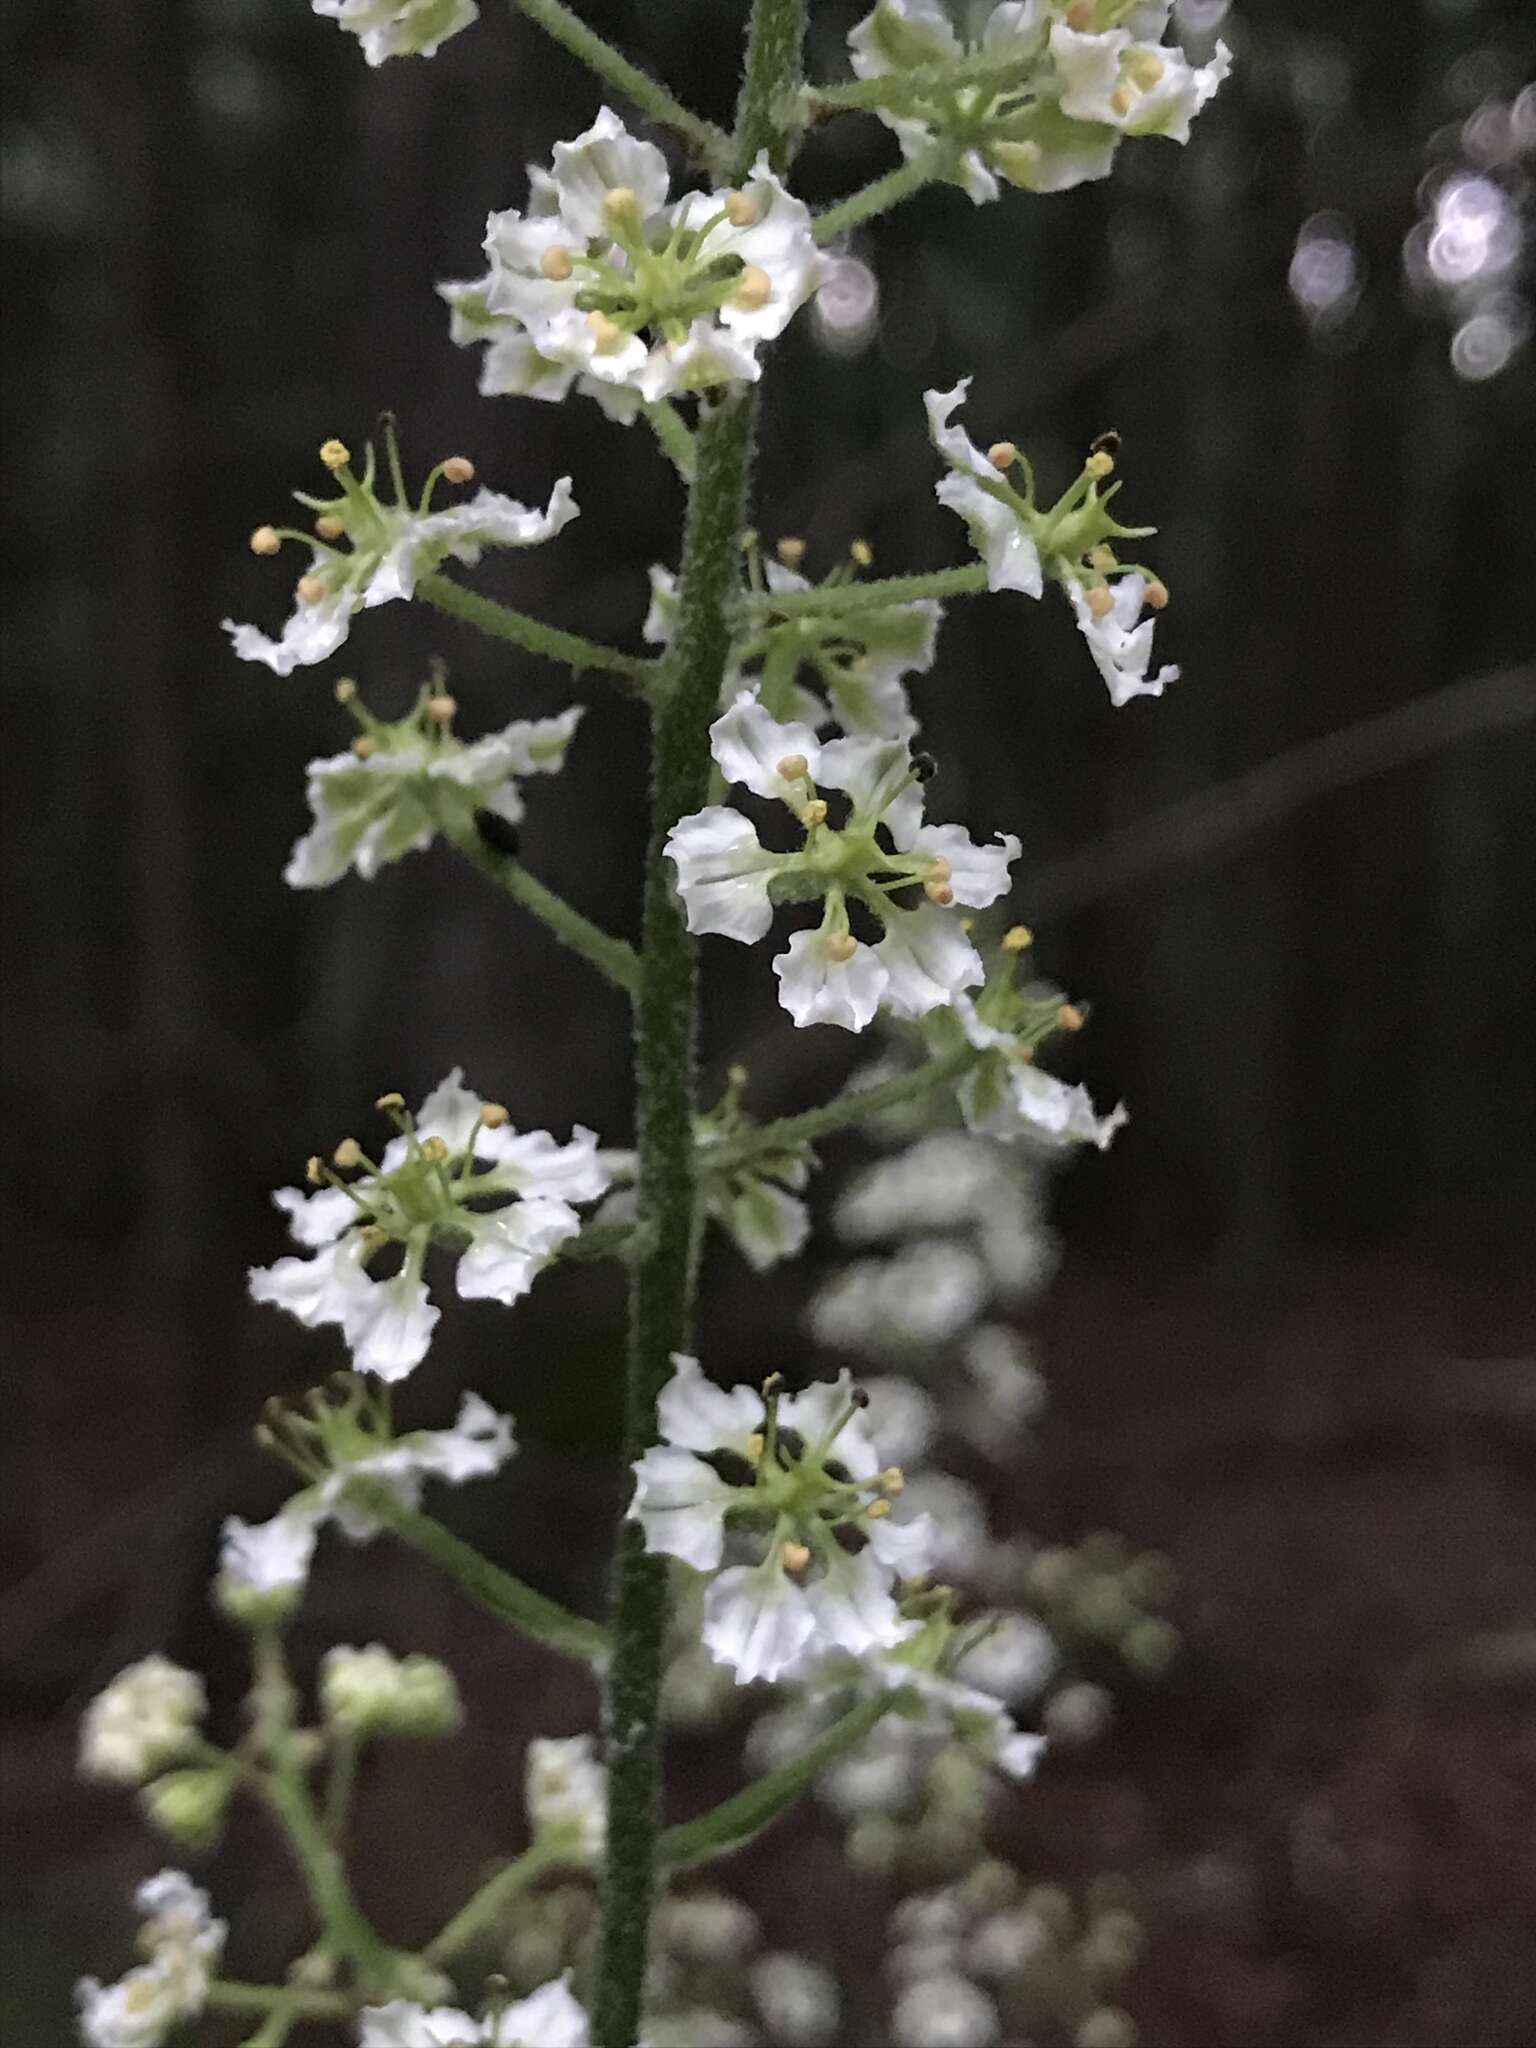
[441, 456, 475, 485]
[296, 573, 328, 606]
[867, 1498, 892, 1520]
[781, 1541, 812, 1575]
[724, 190, 759, 227]
[318, 439, 351, 472]
[334, 677, 357, 704]
[959, 914, 975, 933]
[305, 1155, 325, 1186]
[775, 536, 806, 568]
[746, 1432, 765, 1462]
[479, 1101, 510, 1128]
[991, 140, 1043, 181]
[332, 1138, 363, 1170]
[803, 798, 829, 827]
[374, 1092, 405, 1112]
[315, 513, 346, 541]
[776, 753, 809, 782]
[351, 735, 375, 759]
[925, 880, 956, 906]
[1110, 84, 1134, 116]
[1128, 51, 1165, 89]
[1057, 1003, 1086, 1033]
[602, 185, 639, 226]
[1002, 924, 1033, 953]
[1144, 577, 1170, 610]
[424, 693, 458, 723]
[826, 934, 859, 964]
[1066, 0, 1095, 27]
[586, 310, 626, 353]
[249, 525, 281, 556]
[880, 1466, 905, 1495]
[540, 244, 575, 282]
[733, 263, 773, 312]
[850, 538, 873, 567]
[987, 440, 1018, 471]
[1085, 584, 1115, 619]
[421, 1135, 450, 1163]
[360, 1223, 390, 1249]
[928, 856, 953, 883]
[1085, 449, 1116, 479]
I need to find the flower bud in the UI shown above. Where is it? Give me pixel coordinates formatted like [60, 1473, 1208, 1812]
[724, 190, 759, 227]
[987, 441, 1018, 471]
[80, 1657, 206, 1786]
[141, 1767, 231, 1847]
[320, 1645, 463, 1740]
[440, 456, 475, 485]
[249, 525, 281, 556]
[318, 439, 351, 472]
[316, 513, 346, 541]
[541, 244, 575, 281]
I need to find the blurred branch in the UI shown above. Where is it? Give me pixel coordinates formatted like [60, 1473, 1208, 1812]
[512, 0, 730, 169]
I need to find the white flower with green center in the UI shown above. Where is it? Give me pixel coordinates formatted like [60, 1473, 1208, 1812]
[79, 1659, 206, 1788]
[220, 1384, 515, 1616]
[665, 689, 1018, 1033]
[223, 437, 576, 675]
[285, 685, 582, 889]
[75, 1871, 225, 2048]
[313, 0, 477, 66]
[360, 1975, 590, 2047]
[925, 380, 1179, 704]
[628, 1356, 935, 1684]
[525, 1733, 607, 1862]
[466, 108, 822, 407]
[248, 1069, 608, 1379]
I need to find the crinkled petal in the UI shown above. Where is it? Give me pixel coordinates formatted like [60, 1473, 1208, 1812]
[773, 929, 887, 1033]
[710, 689, 822, 798]
[341, 1266, 439, 1382]
[454, 1198, 581, 1306]
[703, 1564, 819, 1685]
[628, 1445, 739, 1571]
[877, 906, 985, 1020]
[222, 584, 354, 676]
[665, 806, 780, 943]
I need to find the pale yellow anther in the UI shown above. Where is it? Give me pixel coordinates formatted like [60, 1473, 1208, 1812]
[826, 934, 859, 964]
[249, 525, 281, 556]
[776, 753, 809, 782]
[296, 573, 328, 606]
[925, 880, 956, 907]
[775, 536, 806, 568]
[351, 735, 375, 759]
[781, 1541, 812, 1575]
[586, 310, 626, 354]
[1057, 1003, 1086, 1033]
[305, 1155, 325, 1186]
[315, 513, 346, 541]
[928, 856, 953, 883]
[602, 185, 639, 226]
[425, 693, 458, 723]
[479, 1101, 510, 1128]
[540, 245, 575, 282]
[850, 538, 873, 567]
[318, 439, 351, 472]
[728, 1062, 748, 1088]
[746, 1432, 765, 1462]
[991, 139, 1042, 179]
[1085, 449, 1116, 479]
[1144, 577, 1170, 610]
[987, 440, 1018, 471]
[361, 1223, 390, 1249]
[733, 263, 773, 312]
[867, 1498, 892, 1520]
[374, 1092, 405, 1112]
[1128, 51, 1165, 89]
[959, 915, 975, 934]
[1085, 584, 1115, 619]
[441, 456, 475, 485]
[880, 1466, 905, 1495]
[333, 1138, 363, 1170]
[421, 1135, 450, 1163]
[724, 190, 759, 228]
[1066, 0, 1095, 27]
[334, 677, 357, 704]
[1089, 545, 1118, 573]
[1110, 85, 1134, 116]
[1002, 924, 1033, 953]
[803, 798, 829, 827]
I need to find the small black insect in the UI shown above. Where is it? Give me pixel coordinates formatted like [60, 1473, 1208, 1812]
[474, 808, 522, 860]
[910, 750, 938, 784]
[1090, 429, 1122, 457]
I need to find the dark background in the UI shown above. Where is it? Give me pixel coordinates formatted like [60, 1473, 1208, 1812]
[3, 1, 1534, 2042]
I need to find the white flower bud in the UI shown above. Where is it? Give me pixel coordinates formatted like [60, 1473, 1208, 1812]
[319, 1645, 462, 1739]
[80, 1658, 206, 1786]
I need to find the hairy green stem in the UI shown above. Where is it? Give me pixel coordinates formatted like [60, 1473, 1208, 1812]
[512, 0, 730, 168]
[643, 400, 697, 482]
[734, 0, 808, 172]
[452, 829, 641, 998]
[356, 1488, 608, 1666]
[423, 1841, 562, 1966]
[704, 1043, 980, 1172]
[659, 1695, 897, 1869]
[808, 48, 1036, 117]
[420, 570, 650, 683]
[814, 153, 941, 242]
[261, 1760, 392, 1987]
[207, 1983, 353, 2022]
[753, 561, 991, 616]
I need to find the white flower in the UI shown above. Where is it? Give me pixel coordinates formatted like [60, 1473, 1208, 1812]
[359, 1976, 590, 2047]
[76, 1871, 225, 2048]
[248, 1070, 608, 1377]
[956, 996, 1129, 1149]
[225, 441, 576, 675]
[525, 1734, 606, 1862]
[668, 690, 1018, 1033]
[890, 1972, 1000, 2048]
[924, 383, 1043, 597]
[453, 111, 822, 410]
[79, 1659, 206, 1787]
[286, 701, 582, 889]
[630, 1358, 934, 1683]
[1051, 19, 1231, 141]
[314, 0, 477, 66]
[216, 1509, 318, 1612]
[809, 1242, 991, 1357]
[655, 1890, 761, 1962]
[316, 1389, 517, 1539]
[1067, 571, 1179, 705]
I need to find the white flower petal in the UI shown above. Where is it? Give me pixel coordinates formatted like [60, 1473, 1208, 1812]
[656, 1353, 765, 1456]
[907, 823, 1019, 908]
[628, 1445, 740, 1571]
[702, 1564, 820, 1684]
[454, 1199, 581, 1306]
[876, 907, 985, 1020]
[218, 1510, 318, 1596]
[483, 1125, 609, 1204]
[772, 929, 887, 1033]
[665, 806, 779, 943]
[340, 1266, 440, 1382]
[709, 689, 822, 799]
[222, 584, 354, 675]
[551, 106, 671, 240]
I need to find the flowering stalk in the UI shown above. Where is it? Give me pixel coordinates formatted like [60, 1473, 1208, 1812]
[419, 569, 652, 684]
[451, 821, 641, 997]
[593, 4, 808, 2039]
[813, 153, 943, 242]
[422, 1839, 564, 1966]
[757, 561, 989, 616]
[706, 1040, 980, 1172]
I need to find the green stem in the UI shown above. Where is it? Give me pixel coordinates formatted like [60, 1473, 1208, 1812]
[423, 1842, 561, 1966]
[814, 153, 942, 242]
[323, 1732, 358, 1846]
[356, 1487, 608, 1667]
[704, 1043, 979, 1173]
[452, 828, 641, 998]
[261, 1760, 393, 1987]
[753, 562, 990, 617]
[658, 1695, 896, 1870]
[206, 1983, 353, 2022]
[419, 570, 651, 684]
[642, 400, 697, 483]
[512, 0, 730, 170]
[733, 0, 808, 172]
[808, 49, 1036, 117]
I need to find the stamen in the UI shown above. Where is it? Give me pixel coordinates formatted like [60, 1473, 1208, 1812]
[866, 1498, 892, 1520]
[746, 1431, 765, 1462]
[1085, 449, 1116, 479]
[424, 693, 458, 723]
[925, 880, 955, 906]
[1085, 585, 1115, 619]
[296, 573, 328, 606]
[775, 536, 806, 568]
[306, 1155, 325, 1186]
[879, 1466, 905, 1495]
[987, 441, 1018, 471]
[928, 856, 953, 883]
[1089, 545, 1118, 572]
[1066, 0, 1095, 26]
[315, 514, 346, 541]
[803, 798, 829, 827]
[441, 456, 475, 485]
[420, 1136, 450, 1164]
[1128, 51, 1165, 89]
[479, 1102, 510, 1129]
[333, 1138, 364, 1170]
[850, 538, 873, 567]
[1002, 924, 1033, 953]
[602, 185, 640, 229]
[374, 1092, 405, 1112]
[249, 525, 281, 556]
[733, 264, 773, 312]
[318, 439, 351, 472]
[541, 245, 574, 282]
[351, 736, 375, 759]
[1110, 85, 1134, 115]
[1144, 577, 1170, 609]
[334, 678, 357, 703]
[1057, 1003, 1086, 1032]
[826, 934, 859, 964]
[776, 753, 809, 782]
[781, 1541, 812, 1575]
[724, 190, 759, 228]
[586, 310, 626, 354]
